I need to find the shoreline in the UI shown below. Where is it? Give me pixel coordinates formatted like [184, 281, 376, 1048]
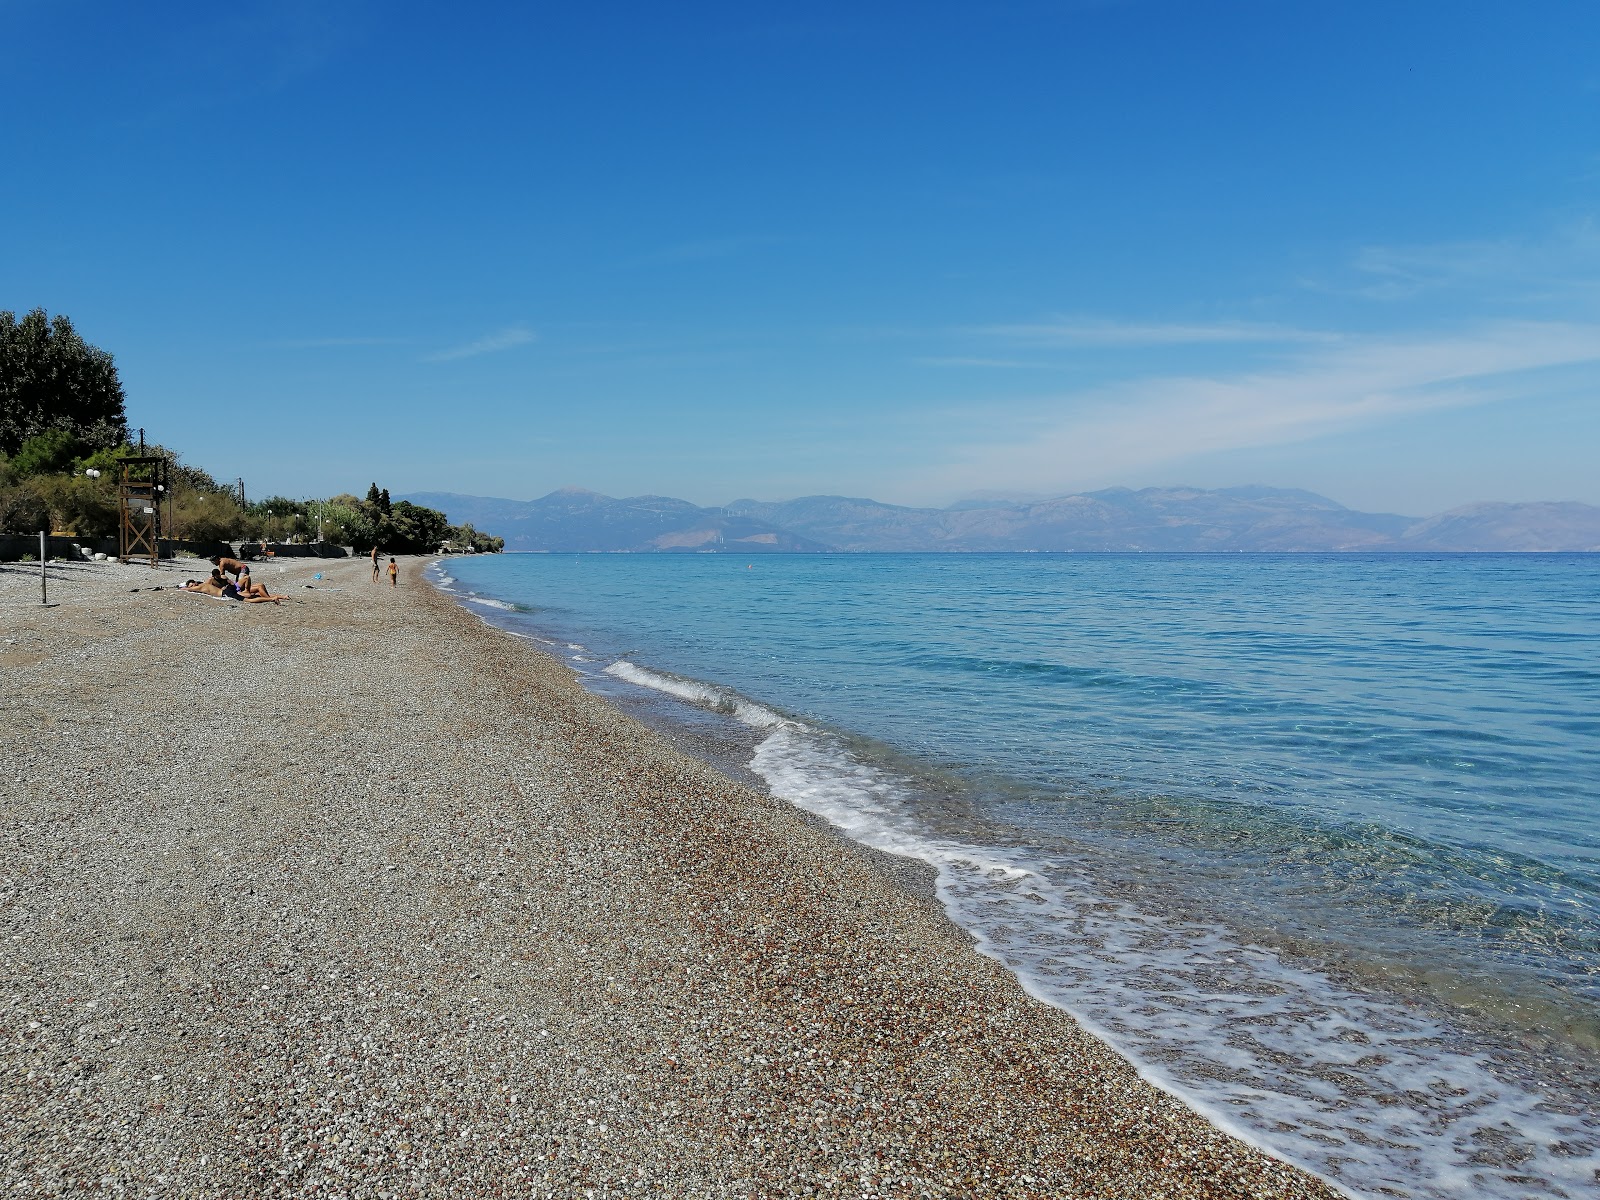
[2, 553, 1340, 1197]
[429, 554, 1600, 1196]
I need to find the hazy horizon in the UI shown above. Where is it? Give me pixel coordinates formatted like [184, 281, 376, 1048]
[404, 481, 1594, 520]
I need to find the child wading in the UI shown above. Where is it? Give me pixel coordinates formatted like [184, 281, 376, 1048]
[388, 557, 398, 587]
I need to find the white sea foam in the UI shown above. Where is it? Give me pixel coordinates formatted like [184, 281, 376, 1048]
[608, 657, 1600, 1200]
[605, 660, 784, 729]
[469, 595, 517, 611]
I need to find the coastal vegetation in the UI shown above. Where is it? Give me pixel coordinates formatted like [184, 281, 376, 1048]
[0, 308, 502, 553]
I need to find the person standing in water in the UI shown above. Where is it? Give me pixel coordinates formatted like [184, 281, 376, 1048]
[370, 545, 380, 582]
[388, 557, 398, 587]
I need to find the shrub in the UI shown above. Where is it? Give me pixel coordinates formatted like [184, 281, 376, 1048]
[172, 488, 245, 542]
[33, 472, 119, 537]
[0, 479, 50, 533]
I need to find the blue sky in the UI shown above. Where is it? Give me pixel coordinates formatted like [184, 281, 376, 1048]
[3, 0, 1597, 515]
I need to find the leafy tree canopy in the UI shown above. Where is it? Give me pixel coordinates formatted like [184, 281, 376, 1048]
[388, 499, 447, 554]
[9, 429, 87, 478]
[252, 495, 309, 517]
[0, 309, 128, 457]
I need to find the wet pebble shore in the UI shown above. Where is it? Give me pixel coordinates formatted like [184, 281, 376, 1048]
[1, 555, 1343, 1198]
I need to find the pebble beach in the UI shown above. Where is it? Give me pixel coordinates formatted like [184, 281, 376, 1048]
[1, 554, 1344, 1199]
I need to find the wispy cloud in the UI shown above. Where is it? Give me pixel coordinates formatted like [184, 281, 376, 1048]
[976, 318, 1335, 347]
[1327, 222, 1600, 303]
[910, 320, 1600, 497]
[423, 326, 537, 363]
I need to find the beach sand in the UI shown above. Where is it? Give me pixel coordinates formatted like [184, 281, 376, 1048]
[1, 554, 1343, 1198]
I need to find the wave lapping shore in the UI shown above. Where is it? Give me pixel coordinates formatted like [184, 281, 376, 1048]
[0, 556, 1339, 1197]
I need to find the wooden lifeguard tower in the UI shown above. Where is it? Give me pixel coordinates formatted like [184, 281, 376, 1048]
[117, 456, 168, 566]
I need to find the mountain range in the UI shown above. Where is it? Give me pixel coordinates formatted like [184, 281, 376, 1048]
[402, 486, 1600, 554]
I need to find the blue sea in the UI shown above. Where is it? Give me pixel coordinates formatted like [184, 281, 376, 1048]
[434, 552, 1599, 1199]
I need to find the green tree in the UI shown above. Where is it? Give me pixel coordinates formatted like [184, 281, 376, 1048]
[0, 309, 128, 457]
[320, 497, 381, 549]
[8, 429, 86, 478]
[248, 495, 313, 542]
[444, 522, 504, 553]
[388, 500, 447, 553]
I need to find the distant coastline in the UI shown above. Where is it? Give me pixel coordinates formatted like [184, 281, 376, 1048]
[404, 485, 1600, 554]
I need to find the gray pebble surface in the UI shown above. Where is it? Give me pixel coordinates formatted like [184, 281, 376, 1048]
[0, 555, 1343, 1199]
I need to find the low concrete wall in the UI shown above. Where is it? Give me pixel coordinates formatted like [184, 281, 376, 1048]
[0, 535, 242, 563]
[0, 534, 91, 562]
[1, 536, 353, 563]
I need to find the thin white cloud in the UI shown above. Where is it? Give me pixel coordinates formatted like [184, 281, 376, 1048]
[1331, 222, 1600, 303]
[977, 318, 1335, 347]
[423, 326, 537, 363]
[910, 320, 1600, 497]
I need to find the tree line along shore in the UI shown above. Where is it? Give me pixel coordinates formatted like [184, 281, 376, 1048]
[0, 307, 502, 556]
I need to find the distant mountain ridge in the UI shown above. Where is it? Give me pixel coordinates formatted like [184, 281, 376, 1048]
[401, 486, 1600, 553]
[403, 488, 829, 554]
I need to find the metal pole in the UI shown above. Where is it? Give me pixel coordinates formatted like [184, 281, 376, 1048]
[40, 530, 47, 604]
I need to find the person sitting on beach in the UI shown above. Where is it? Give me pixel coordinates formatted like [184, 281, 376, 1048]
[238, 573, 289, 601]
[209, 568, 247, 600]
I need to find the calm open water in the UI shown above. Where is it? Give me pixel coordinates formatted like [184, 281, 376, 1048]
[435, 552, 1599, 1199]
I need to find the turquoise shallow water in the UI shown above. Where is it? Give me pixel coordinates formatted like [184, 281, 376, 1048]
[437, 552, 1599, 1199]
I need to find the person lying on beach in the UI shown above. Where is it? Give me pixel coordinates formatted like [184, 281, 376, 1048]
[181, 576, 232, 598]
[180, 576, 283, 604]
[188, 569, 241, 598]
